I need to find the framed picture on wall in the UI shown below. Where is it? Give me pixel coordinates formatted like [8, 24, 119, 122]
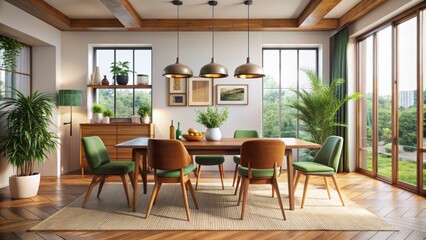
[169, 78, 187, 93]
[188, 77, 213, 106]
[169, 93, 187, 106]
[216, 84, 248, 105]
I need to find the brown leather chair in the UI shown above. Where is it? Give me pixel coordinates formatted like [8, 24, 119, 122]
[146, 139, 199, 221]
[237, 139, 286, 220]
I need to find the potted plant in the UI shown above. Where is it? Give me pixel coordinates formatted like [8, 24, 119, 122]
[136, 74, 149, 85]
[110, 61, 133, 85]
[196, 106, 229, 141]
[287, 69, 361, 158]
[91, 103, 103, 123]
[0, 35, 23, 73]
[0, 89, 58, 198]
[102, 109, 113, 124]
[137, 104, 151, 124]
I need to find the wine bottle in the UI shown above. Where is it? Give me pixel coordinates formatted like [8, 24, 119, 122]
[170, 120, 175, 139]
[176, 122, 182, 140]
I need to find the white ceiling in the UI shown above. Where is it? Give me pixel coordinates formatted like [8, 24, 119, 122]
[42, 0, 358, 20]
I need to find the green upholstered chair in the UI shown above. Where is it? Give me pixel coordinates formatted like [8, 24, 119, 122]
[81, 136, 134, 208]
[293, 136, 345, 208]
[237, 139, 286, 220]
[233, 130, 259, 194]
[146, 139, 199, 221]
[195, 155, 225, 190]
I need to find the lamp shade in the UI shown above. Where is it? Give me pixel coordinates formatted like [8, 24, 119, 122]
[163, 57, 193, 78]
[200, 58, 228, 78]
[234, 57, 265, 79]
[58, 90, 83, 107]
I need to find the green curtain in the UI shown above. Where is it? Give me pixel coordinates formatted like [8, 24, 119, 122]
[330, 27, 349, 172]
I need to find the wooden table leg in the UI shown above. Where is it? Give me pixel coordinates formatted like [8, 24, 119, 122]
[286, 149, 295, 210]
[142, 152, 148, 194]
[132, 149, 139, 212]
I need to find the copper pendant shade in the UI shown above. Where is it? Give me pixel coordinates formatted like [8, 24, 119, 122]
[162, 0, 193, 78]
[234, 0, 265, 79]
[200, 0, 228, 78]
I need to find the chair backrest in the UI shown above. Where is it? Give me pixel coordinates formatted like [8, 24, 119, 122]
[234, 130, 259, 138]
[81, 136, 111, 170]
[313, 136, 344, 172]
[240, 140, 285, 169]
[148, 139, 191, 170]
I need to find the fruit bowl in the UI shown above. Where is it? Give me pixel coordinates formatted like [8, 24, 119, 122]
[182, 134, 204, 141]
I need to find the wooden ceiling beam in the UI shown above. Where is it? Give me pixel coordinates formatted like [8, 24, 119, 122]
[65, 18, 339, 32]
[100, 0, 143, 29]
[339, 0, 387, 27]
[298, 0, 342, 27]
[5, 0, 71, 30]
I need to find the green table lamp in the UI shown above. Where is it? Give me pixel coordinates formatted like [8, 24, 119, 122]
[58, 90, 83, 136]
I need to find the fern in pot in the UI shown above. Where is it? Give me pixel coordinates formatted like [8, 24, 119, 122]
[0, 89, 58, 198]
[91, 103, 103, 123]
[196, 106, 229, 141]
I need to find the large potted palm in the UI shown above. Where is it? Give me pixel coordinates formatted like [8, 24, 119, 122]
[288, 69, 361, 157]
[0, 89, 58, 198]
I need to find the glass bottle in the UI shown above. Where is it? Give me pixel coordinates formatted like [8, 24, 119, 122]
[170, 120, 175, 139]
[176, 122, 182, 140]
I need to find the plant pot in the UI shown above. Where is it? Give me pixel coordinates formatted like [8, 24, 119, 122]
[102, 117, 110, 124]
[137, 75, 149, 85]
[9, 173, 40, 198]
[142, 116, 150, 124]
[116, 75, 129, 85]
[131, 115, 141, 124]
[93, 113, 103, 123]
[205, 128, 221, 141]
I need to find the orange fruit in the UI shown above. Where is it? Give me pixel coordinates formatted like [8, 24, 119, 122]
[188, 128, 197, 133]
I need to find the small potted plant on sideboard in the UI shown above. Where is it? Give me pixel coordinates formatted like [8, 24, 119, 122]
[91, 103, 103, 123]
[138, 104, 151, 124]
[102, 109, 113, 124]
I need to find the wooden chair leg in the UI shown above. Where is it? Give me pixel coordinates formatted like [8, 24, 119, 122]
[293, 171, 301, 194]
[331, 175, 345, 206]
[153, 182, 162, 205]
[232, 164, 238, 187]
[180, 178, 191, 221]
[145, 181, 160, 219]
[301, 175, 310, 209]
[128, 172, 134, 189]
[195, 164, 202, 190]
[187, 179, 199, 209]
[240, 177, 250, 220]
[237, 177, 245, 206]
[82, 175, 101, 208]
[271, 184, 275, 198]
[324, 177, 331, 199]
[219, 164, 225, 190]
[272, 179, 286, 220]
[120, 174, 131, 208]
[96, 176, 107, 198]
[234, 176, 241, 195]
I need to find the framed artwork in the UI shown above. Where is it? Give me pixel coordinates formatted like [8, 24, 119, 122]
[216, 84, 249, 105]
[188, 78, 212, 106]
[169, 93, 187, 106]
[169, 78, 187, 93]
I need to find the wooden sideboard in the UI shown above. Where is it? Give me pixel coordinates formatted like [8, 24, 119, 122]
[79, 123, 155, 175]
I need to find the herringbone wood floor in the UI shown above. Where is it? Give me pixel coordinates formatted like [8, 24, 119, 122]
[1, 171, 426, 240]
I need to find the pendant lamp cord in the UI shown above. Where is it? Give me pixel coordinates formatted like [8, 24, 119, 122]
[177, 4, 180, 59]
[212, 4, 215, 58]
[247, 2, 250, 59]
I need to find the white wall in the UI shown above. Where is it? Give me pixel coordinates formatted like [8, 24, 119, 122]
[61, 30, 330, 171]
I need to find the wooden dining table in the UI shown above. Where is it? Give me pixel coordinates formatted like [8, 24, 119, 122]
[115, 137, 320, 212]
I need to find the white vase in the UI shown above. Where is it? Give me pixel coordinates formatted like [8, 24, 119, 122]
[205, 128, 221, 141]
[93, 113, 102, 123]
[92, 66, 101, 85]
[9, 173, 40, 198]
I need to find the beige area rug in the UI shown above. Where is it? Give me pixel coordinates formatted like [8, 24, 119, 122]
[30, 183, 397, 231]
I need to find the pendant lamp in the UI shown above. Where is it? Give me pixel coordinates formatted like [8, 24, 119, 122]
[199, 0, 228, 78]
[163, 0, 193, 78]
[234, 0, 265, 79]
